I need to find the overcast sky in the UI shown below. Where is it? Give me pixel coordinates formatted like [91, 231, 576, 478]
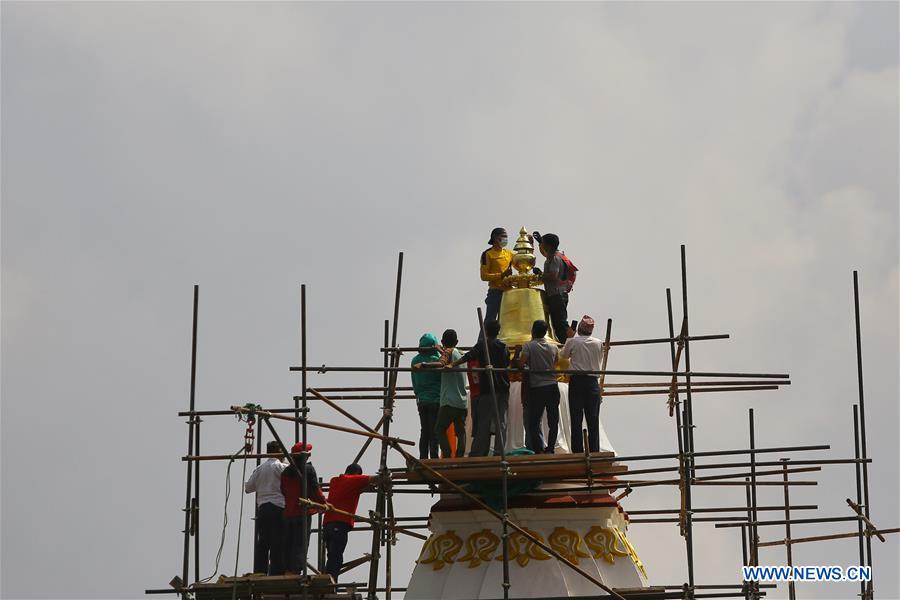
[2, 3, 898, 599]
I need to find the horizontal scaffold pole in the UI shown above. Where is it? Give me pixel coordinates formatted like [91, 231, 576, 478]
[229, 405, 415, 447]
[377, 333, 729, 353]
[290, 365, 790, 378]
[757, 528, 900, 548]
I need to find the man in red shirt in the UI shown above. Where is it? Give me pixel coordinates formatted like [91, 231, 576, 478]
[323, 464, 376, 581]
[281, 442, 327, 575]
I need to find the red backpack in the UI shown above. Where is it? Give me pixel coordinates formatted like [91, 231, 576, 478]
[558, 252, 578, 292]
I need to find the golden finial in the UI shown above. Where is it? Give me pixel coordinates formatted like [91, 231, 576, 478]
[502, 226, 542, 289]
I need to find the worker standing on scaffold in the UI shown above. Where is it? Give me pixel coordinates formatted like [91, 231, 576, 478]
[480, 227, 513, 324]
[281, 442, 326, 575]
[561, 315, 604, 453]
[244, 440, 286, 575]
[323, 463, 376, 581]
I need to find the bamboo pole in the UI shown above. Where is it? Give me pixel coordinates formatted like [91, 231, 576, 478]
[757, 529, 900, 548]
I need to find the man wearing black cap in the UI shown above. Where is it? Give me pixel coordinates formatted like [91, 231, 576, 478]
[536, 232, 570, 343]
[449, 319, 510, 456]
[479, 227, 513, 324]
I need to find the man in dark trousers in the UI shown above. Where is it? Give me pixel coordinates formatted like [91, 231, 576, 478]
[281, 442, 327, 574]
[323, 464, 377, 581]
[560, 315, 605, 453]
[411, 332, 442, 459]
[516, 319, 561, 454]
[244, 440, 286, 575]
[480, 227, 513, 324]
[535, 232, 572, 344]
[449, 319, 510, 456]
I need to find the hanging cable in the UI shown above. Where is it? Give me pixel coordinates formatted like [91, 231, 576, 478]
[197, 444, 246, 584]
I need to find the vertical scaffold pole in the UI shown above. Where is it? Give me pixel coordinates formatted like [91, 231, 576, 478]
[254, 411, 263, 574]
[300, 284, 309, 580]
[366, 319, 389, 598]
[680, 245, 696, 594]
[181, 285, 199, 598]
[477, 307, 510, 600]
[748, 410, 759, 600]
[744, 479, 756, 600]
[193, 415, 201, 584]
[852, 271, 874, 599]
[369, 253, 403, 600]
[780, 458, 796, 600]
[299, 284, 308, 444]
[317, 476, 325, 573]
[853, 405, 867, 600]
[741, 524, 750, 600]
[665, 289, 687, 541]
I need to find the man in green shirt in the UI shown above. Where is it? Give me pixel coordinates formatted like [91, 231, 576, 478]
[412, 329, 468, 458]
[411, 333, 442, 459]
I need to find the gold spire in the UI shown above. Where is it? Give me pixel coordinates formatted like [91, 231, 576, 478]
[503, 227, 542, 289]
[497, 226, 558, 347]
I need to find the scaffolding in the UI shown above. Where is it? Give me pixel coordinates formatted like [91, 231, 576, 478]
[145, 246, 896, 600]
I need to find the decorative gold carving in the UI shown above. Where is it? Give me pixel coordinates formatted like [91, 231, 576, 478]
[613, 527, 648, 579]
[459, 529, 501, 567]
[583, 525, 647, 578]
[584, 526, 629, 564]
[417, 530, 463, 571]
[416, 525, 646, 577]
[501, 528, 552, 567]
[549, 527, 590, 565]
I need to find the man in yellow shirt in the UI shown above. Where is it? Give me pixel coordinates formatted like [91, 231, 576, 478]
[480, 227, 513, 323]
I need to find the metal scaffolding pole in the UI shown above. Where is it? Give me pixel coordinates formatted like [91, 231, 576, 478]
[477, 306, 510, 600]
[680, 246, 696, 596]
[180, 285, 199, 598]
[299, 284, 309, 583]
[852, 272, 874, 600]
[853, 405, 867, 600]
[369, 253, 403, 600]
[779, 458, 796, 600]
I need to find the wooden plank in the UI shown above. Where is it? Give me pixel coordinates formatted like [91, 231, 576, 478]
[399, 462, 627, 483]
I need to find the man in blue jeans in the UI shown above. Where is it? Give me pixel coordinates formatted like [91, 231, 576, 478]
[323, 464, 376, 581]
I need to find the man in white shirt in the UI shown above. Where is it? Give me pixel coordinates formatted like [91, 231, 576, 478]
[245, 440, 286, 575]
[560, 315, 604, 453]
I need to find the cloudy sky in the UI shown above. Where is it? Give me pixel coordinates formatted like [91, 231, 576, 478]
[2, 3, 897, 599]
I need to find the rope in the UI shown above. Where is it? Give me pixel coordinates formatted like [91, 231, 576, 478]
[197, 444, 246, 584]
[233, 451, 250, 577]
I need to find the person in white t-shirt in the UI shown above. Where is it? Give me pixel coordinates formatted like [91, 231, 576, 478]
[245, 440, 286, 574]
[560, 315, 604, 453]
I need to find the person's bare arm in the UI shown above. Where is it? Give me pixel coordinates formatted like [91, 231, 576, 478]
[413, 360, 444, 369]
[513, 345, 527, 367]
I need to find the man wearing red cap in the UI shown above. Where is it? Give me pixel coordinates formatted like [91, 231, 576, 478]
[560, 315, 605, 453]
[281, 442, 326, 574]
